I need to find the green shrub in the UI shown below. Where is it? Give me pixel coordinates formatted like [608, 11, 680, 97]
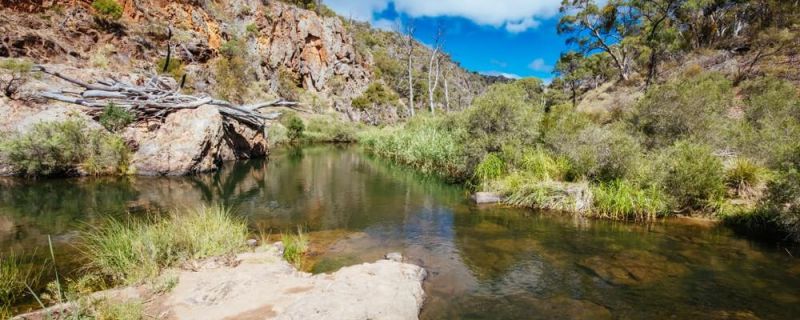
[246, 23, 259, 34]
[503, 181, 591, 212]
[591, 180, 670, 221]
[662, 141, 726, 209]
[463, 83, 543, 153]
[351, 82, 398, 110]
[92, 0, 123, 20]
[0, 119, 131, 176]
[631, 72, 733, 148]
[304, 117, 359, 143]
[741, 76, 800, 126]
[157, 57, 185, 81]
[277, 67, 302, 101]
[284, 114, 306, 142]
[282, 228, 309, 268]
[80, 205, 247, 284]
[215, 39, 250, 103]
[98, 103, 135, 132]
[0, 58, 34, 98]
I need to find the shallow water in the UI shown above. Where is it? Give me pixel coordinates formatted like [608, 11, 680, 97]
[2, 145, 799, 319]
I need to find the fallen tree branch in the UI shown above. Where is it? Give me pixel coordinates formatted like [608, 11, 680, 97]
[34, 65, 304, 128]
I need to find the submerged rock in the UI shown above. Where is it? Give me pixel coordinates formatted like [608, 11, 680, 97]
[578, 250, 688, 286]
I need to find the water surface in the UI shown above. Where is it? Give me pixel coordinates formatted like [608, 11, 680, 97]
[2, 145, 799, 319]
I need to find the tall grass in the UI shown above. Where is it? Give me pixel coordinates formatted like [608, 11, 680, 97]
[517, 148, 571, 181]
[80, 205, 248, 284]
[503, 181, 591, 212]
[473, 153, 506, 190]
[282, 228, 309, 268]
[1, 252, 41, 311]
[359, 116, 467, 181]
[591, 180, 670, 221]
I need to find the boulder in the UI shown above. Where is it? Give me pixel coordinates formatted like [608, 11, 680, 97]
[472, 192, 505, 204]
[124, 105, 267, 176]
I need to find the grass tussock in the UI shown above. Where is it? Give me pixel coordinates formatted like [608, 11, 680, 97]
[591, 180, 670, 221]
[282, 228, 309, 268]
[80, 205, 248, 284]
[1, 252, 41, 311]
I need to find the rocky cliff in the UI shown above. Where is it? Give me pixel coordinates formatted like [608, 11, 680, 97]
[0, 0, 490, 175]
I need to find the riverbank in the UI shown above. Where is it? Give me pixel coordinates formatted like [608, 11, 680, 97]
[13, 245, 426, 320]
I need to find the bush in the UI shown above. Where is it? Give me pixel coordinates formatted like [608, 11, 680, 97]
[351, 82, 398, 110]
[277, 67, 302, 101]
[0, 58, 34, 98]
[157, 57, 185, 81]
[741, 76, 800, 126]
[284, 114, 305, 142]
[91, 0, 123, 20]
[631, 72, 733, 148]
[662, 141, 726, 209]
[215, 39, 250, 103]
[304, 117, 359, 143]
[80, 205, 247, 284]
[99, 103, 135, 132]
[0, 119, 131, 176]
[591, 180, 670, 221]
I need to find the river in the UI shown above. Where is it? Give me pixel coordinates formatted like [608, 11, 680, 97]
[2, 145, 799, 319]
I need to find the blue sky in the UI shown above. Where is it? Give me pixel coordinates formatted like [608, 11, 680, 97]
[325, 0, 570, 81]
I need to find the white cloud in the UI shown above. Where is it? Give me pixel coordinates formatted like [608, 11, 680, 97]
[505, 17, 541, 33]
[326, 0, 560, 32]
[527, 58, 552, 72]
[480, 71, 521, 79]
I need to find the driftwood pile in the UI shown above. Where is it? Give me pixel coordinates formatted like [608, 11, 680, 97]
[34, 65, 298, 128]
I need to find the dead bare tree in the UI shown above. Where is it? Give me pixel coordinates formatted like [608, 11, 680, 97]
[34, 66, 299, 128]
[427, 24, 445, 113]
[398, 20, 416, 117]
[442, 57, 453, 112]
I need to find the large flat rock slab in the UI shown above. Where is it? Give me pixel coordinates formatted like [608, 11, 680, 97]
[160, 248, 427, 320]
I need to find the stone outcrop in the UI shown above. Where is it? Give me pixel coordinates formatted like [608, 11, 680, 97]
[14, 246, 428, 320]
[122, 105, 267, 176]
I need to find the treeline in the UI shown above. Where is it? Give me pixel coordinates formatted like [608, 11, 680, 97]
[360, 0, 800, 242]
[553, 0, 799, 103]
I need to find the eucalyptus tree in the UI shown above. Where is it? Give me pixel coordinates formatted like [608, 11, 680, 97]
[558, 0, 642, 81]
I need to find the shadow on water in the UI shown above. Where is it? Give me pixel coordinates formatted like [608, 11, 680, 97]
[2, 145, 799, 319]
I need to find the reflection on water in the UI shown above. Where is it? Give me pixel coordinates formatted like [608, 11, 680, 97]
[1, 145, 799, 319]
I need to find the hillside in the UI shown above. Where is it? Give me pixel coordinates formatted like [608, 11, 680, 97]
[0, 0, 490, 123]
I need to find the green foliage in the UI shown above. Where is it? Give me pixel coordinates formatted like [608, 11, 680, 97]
[277, 67, 302, 101]
[282, 228, 309, 268]
[91, 299, 145, 320]
[157, 57, 185, 81]
[473, 153, 506, 188]
[741, 76, 800, 126]
[632, 72, 733, 148]
[215, 39, 250, 103]
[304, 117, 359, 143]
[0, 118, 131, 176]
[80, 205, 247, 284]
[516, 148, 571, 181]
[351, 82, 398, 110]
[98, 103, 135, 132]
[0, 58, 34, 98]
[92, 0, 123, 20]
[283, 113, 306, 142]
[591, 180, 670, 221]
[662, 141, 726, 209]
[725, 158, 768, 197]
[246, 23, 259, 34]
[503, 181, 590, 212]
[359, 116, 468, 181]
